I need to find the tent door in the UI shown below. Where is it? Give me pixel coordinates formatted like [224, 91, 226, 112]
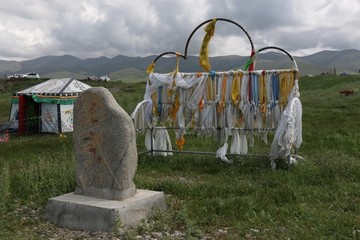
[18, 95, 40, 135]
[24, 95, 40, 134]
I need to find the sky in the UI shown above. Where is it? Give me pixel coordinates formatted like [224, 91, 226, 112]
[0, 0, 359, 61]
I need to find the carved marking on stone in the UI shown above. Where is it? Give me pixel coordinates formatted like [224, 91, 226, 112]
[73, 87, 137, 200]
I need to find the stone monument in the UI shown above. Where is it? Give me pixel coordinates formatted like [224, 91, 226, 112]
[46, 87, 166, 232]
[73, 86, 137, 200]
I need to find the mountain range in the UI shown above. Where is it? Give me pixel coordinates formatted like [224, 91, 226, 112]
[0, 49, 359, 82]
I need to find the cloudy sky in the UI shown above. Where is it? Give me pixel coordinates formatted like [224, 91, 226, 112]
[0, 0, 359, 61]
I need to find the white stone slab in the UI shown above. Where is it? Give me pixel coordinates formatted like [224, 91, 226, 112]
[46, 189, 166, 232]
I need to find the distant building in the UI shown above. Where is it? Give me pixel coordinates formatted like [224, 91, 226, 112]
[87, 74, 110, 82]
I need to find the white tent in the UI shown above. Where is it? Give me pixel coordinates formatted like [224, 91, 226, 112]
[9, 78, 91, 134]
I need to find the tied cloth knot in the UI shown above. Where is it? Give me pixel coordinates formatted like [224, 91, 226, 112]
[261, 103, 267, 113]
[176, 135, 185, 151]
[146, 62, 155, 74]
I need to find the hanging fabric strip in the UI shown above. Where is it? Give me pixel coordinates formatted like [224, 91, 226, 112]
[265, 72, 272, 104]
[225, 74, 233, 129]
[134, 67, 301, 157]
[170, 90, 180, 123]
[217, 73, 227, 113]
[243, 50, 256, 71]
[145, 72, 173, 100]
[176, 134, 185, 151]
[271, 73, 281, 127]
[269, 94, 302, 160]
[207, 71, 216, 101]
[288, 71, 300, 102]
[289, 71, 295, 97]
[216, 142, 232, 163]
[279, 72, 288, 109]
[199, 19, 217, 72]
[240, 73, 249, 105]
[260, 71, 266, 112]
[157, 86, 163, 115]
[146, 62, 155, 74]
[168, 54, 181, 97]
[154, 127, 173, 156]
[240, 130, 248, 155]
[231, 72, 242, 105]
[252, 73, 259, 105]
[187, 74, 207, 111]
[230, 129, 240, 154]
[259, 70, 267, 127]
[271, 73, 279, 105]
[248, 72, 252, 103]
[151, 90, 158, 117]
[160, 85, 169, 123]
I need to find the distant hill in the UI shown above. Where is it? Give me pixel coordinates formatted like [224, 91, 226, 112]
[300, 49, 360, 74]
[42, 71, 89, 80]
[0, 49, 359, 81]
[0, 60, 21, 73]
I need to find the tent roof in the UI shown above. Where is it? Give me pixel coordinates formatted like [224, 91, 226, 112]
[14, 78, 91, 97]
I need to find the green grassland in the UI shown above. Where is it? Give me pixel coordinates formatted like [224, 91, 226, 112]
[0, 75, 360, 239]
[110, 68, 148, 83]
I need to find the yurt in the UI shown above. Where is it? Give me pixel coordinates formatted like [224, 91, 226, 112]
[9, 78, 91, 135]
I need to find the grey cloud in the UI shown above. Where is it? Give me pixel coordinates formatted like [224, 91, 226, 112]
[0, 0, 359, 61]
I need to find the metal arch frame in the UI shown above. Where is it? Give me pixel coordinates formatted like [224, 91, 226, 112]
[150, 18, 255, 65]
[256, 46, 298, 71]
[257, 46, 294, 61]
[140, 21, 301, 170]
[152, 51, 186, 64]
[183, 18, 255, 58]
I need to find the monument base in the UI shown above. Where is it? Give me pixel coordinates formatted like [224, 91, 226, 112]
[46, 189, 166, 232]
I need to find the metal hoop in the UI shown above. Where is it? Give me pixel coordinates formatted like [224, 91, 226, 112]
[258, 46, 294, 61]
[183, 18, 255, 58]
[257, 46, 298, 71]
[152, 51, 186, 64]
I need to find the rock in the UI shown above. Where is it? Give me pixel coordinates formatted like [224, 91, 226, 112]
[73, 87, 137, 200]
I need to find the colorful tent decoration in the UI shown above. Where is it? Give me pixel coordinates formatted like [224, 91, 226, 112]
[9, 78, 91, 135]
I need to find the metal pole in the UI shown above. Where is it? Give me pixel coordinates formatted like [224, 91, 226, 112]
[150, 127, 154, 157]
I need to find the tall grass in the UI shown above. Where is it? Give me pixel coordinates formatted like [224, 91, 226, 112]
[1, 75, 360, 239]
[0, 136, 75, 204]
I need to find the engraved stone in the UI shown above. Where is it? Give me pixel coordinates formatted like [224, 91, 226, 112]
[73, 87, 137, 200]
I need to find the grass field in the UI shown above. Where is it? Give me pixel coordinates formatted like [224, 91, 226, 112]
[0, 75, 360, 239]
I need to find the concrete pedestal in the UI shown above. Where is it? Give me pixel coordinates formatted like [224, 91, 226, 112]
[46, 189, 166, 232]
